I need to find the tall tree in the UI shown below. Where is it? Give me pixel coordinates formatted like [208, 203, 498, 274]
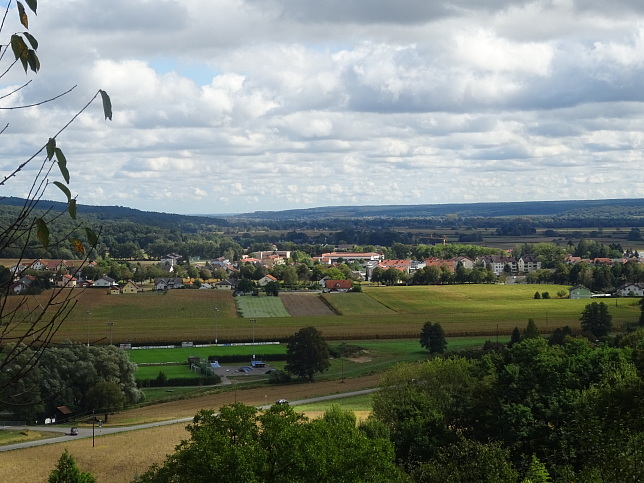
[580, 302, 613, 338]
[420, 321, 448, 354]
[285, 326, 330, 381]
[524, 319, 540, 339]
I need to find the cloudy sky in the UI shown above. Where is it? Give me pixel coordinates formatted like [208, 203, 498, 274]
[2, 0, 644, 215]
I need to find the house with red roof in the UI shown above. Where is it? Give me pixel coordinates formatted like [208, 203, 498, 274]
[324, 279, 353, 292]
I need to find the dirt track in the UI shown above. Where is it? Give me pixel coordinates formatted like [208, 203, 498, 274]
[109, 373, 382, 424]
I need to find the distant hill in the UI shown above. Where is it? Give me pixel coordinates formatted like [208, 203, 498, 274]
[4, 197, 644, 227]
[0, 197, 230, 229]
[232, 198, 644, 220]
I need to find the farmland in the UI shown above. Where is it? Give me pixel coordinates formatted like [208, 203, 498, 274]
[6, 283, 639, 345]
[235, 294, 291, 317]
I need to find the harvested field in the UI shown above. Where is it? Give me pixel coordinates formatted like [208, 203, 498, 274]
[0, 423, 189, 483]
[110, 374, 381, 424]
[280, 292, 337, 317]
[0, 374, 381, 483]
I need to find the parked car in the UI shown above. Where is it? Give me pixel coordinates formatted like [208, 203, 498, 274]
[69, 427, 78, 436]
[276, 399, 288, 405]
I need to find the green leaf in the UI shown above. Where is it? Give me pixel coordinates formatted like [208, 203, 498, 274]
[10, 34, 29, 73]
[85, 228, 98, 248]
[17, 2, 28, 29]
[55, 148, 69, 183]
[53, 181, 71, 202]
[22, 32, 38, 50]
[25, 0, 37, 14]
[36, 218, 49, 248]
[26, 49, 39, 73]
[99, 89, 112, 120]
[68, 199, 77, 220]
[46, 138, 56, 160]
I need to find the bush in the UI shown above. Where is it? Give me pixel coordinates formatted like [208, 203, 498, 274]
[268, 370, 292, 384]
[156, 371, 168, 386]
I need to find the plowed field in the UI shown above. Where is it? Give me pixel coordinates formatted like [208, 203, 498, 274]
[280, 292, 337, 316]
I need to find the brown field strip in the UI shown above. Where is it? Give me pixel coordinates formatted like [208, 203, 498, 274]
[280, 292, 336, 316]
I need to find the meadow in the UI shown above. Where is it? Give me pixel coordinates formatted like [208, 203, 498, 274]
[235, 294, 291, 317]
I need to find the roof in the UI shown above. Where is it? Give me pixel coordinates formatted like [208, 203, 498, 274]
[325, 279, 353, 290]
[56, 405, 72, 415]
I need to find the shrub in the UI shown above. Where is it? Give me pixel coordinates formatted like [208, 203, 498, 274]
[268, 370, 292, 384]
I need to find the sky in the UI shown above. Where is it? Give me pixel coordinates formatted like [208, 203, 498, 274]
[2, 0, 644, 215]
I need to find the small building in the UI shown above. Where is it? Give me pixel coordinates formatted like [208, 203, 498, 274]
[569, 285, 592, 299]
[617, 282, 644, 297]
[121, 281, 141, 294]
[55, 274, 77, 288]
[214, 279, 236, 290]
[154, 277, 184, 290]
[93, 276, 117, 288]
[258, 274, 278, 287]
[53, 405, 73, 424]
[324, 279, 353, 293]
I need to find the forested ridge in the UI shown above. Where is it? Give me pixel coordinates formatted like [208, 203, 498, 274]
[3, 196, 644, 261]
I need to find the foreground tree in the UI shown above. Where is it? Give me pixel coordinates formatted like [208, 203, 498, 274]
[0, 342, 142, 421]
[285, 326, 330, 381]
[411, 438, 518, 483]
[48, 450, 96, 483]
[419, 321, 447, 354]
[580, 301, 612, 338]
[0, 1, 111, 396]
[134, 403, 408, 483]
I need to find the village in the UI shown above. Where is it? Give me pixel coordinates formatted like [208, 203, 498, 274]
[5, 242, 644, 300]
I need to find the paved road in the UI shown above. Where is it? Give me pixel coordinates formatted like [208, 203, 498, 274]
[0, 388, 378, 453]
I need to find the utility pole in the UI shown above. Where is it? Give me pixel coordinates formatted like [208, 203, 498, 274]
[214, 307, 219, 345]
[86, 311, 91, 347]
[250, 318, 257, 360]
[107, 321, 114, 345]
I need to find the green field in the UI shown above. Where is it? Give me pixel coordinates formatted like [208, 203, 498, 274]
[235, 295, 291, 318]
[129, 337, 502, 385]
[364, 285, 637, 330]
[135, 364, 204, 380]
[322, 292, 396, 316]
[128, 344, 286, 364]
[28, 284, 640, 345]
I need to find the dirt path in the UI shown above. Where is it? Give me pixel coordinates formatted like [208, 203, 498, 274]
[110, 373, 382, 424]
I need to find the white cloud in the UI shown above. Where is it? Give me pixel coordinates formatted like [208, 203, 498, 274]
[2, 0, 644, 214]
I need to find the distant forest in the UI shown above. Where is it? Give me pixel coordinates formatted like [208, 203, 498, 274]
[2, 197, 644, 260]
